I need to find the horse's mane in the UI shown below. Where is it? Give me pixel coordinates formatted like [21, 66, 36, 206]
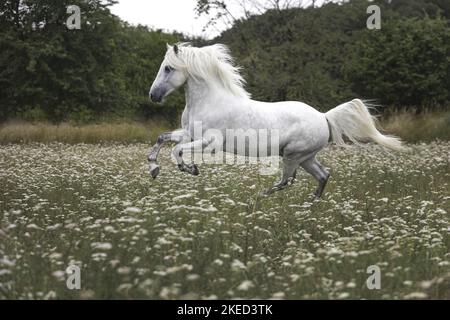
[165, 43, 251, 99]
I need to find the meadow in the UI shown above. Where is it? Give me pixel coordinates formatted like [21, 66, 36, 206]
[0, 141, 449, 299]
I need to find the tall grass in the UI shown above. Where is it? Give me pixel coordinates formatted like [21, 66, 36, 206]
[382, 109, 450, 142]
[0, 120, 172, 144]
[0, 109, 448, 144]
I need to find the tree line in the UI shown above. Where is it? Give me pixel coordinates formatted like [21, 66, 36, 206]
[0, 0, 183, 124]
[217, 0, 450, 111]
[0, 0, 449, 123]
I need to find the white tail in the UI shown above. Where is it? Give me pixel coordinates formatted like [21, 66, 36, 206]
[325, 99, 406, 151]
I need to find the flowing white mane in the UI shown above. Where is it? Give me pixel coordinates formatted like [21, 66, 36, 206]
[165, 43, 251, 99]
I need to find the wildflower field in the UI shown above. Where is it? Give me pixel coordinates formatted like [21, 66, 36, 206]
[0, 142, 449, 299]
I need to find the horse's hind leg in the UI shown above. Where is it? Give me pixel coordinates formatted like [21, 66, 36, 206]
[262, 158, 299, 195]
[300, 157, 330, 198]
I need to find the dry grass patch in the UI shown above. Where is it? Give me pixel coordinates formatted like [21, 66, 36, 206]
[0, 121, 172, 144]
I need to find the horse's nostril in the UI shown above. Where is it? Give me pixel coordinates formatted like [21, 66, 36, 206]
[150, 93, 154, 101]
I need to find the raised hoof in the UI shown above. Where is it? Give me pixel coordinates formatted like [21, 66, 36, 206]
[178, 164, 199, 176]
[191, 164, 199, 176]
[149, 163, 160, 179]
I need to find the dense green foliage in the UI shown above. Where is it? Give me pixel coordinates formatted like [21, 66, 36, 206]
[0, 0, 449, 122]
[218, 0, 450, 111]
[346, 17, 450, 111]
[0, 0, 183, 123]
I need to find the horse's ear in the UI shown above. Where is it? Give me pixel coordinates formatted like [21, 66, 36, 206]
[166, 43, 171, 50]
[173, 44, 179, 55]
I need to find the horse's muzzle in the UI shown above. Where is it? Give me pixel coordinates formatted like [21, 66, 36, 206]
[149, 92, 162, 103]
[149, 87, 165, 103]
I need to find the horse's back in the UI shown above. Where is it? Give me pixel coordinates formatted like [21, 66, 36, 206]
[266, 100, 321, 112]
[249, 100, 329, 152]
[250, 100, 326, 128]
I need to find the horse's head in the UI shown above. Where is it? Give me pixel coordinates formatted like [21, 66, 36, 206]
[149, 44, 188, 103]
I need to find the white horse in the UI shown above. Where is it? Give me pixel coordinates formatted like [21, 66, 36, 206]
[148, 43, 404, 196]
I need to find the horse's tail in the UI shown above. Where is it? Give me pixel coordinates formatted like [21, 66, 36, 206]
[325, 99, 406, 151]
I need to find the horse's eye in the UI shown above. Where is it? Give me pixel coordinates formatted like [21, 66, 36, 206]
[164, 66, 173, 73]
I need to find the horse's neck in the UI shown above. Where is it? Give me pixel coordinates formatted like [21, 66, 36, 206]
[185, 78, 236, 112]
[184, 78, 250, 132]
[186, 79, 212, 109]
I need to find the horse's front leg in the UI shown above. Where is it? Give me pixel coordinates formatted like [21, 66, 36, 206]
[172, 138, 211, 176]
[148, 129, 188, 178]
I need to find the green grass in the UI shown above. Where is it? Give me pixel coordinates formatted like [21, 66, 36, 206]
[0, 142, 449, 299]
